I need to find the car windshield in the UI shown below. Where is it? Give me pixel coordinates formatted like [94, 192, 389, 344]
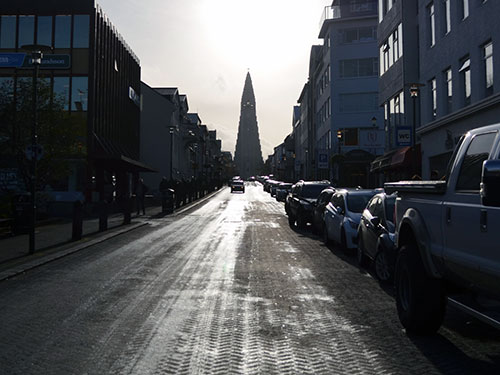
[232, 181, 243, 186]
[302, 184, 330, 199]
[385, 197, 396, 222]
[346, 193, 375, 213]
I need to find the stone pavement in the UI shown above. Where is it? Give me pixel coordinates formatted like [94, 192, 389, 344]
[0, 188, 223, 278]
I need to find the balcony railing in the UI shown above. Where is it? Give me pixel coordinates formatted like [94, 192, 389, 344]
[319, 6, 341, 28]
[319, 1, 378, 28]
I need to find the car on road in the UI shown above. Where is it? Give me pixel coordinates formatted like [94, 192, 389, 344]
[286, 180, 332, 228]
[357, 192, 397, 282]
[275, 182, 293, 202]
[311, 187, 335, 234]
[323, 188, 377, 251]
[230, 179, 245, 193]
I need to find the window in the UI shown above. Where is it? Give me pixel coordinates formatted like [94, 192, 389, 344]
[430, 78, 437, 119]
[392, 28, 399, 63]
[340, 58, 378, 78]
[351, 0, 377, 13]
[0, 15, 16, 48]
[18, 15, 35, 48]
[444, 68, 452, 114]
[462, 0, 469, 20]
[443, 0, 451, 34]
[37, 16, 52, 46]
[459, 57, 471, 106]
[428, 3, 436, 47]
[340, 93, 378, 113]
[54, 15, 71, 48]
[73, 15, 90, 48]
[483, 41, 493, 97]
[344, 128, 359, 146]
[53, 77, 70, 110]
[456, 132, 497, 191]
[341, 26, 376, 44]
[71, 77, 88, 111]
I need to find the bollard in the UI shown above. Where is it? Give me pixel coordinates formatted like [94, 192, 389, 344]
[72, 200, 83, 241]
[98, 200, 108, 232]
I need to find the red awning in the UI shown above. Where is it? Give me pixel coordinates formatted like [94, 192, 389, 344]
[391, 146, 411, 167]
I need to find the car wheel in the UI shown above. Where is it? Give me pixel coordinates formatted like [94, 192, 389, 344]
[296, 213, 306, 229]
[374, 248, 392, 282]
[395, 243, 447, 335]
[340, 228, 348, 253]
[323, 224, 330, 245]
[357, 234, 369, 267]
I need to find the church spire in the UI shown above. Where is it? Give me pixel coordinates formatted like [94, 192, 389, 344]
[234, 72, 263, 178]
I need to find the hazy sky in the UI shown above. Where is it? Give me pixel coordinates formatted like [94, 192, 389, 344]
[98, 0, 330, 158]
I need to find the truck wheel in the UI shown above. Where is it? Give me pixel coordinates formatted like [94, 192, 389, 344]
[395, 244, 446, 335]
[357, 234, 369, 267]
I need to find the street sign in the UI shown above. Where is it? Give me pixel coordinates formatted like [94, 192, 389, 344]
[318, 152, 329, 169]
[25, 144, 44, 161]
[396, 127, 412, 147]
[21, 54, 71, 69]
[0, 53, 26, 68]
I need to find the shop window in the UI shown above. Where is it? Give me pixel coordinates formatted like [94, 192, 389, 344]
[73, 15, 90, 48]
[55, 15, 71, 48]
[18, 15, 35, 48]
[0, 16, 16, 48]
[37, 16, 53, 46]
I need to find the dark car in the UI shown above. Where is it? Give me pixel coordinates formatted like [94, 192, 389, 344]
[275, 182, 293, 202]
[230, 180, 245, 193]
[357, 192, 397, 282]
[311, 187, 335, 234]
[286, 180, 331, 228]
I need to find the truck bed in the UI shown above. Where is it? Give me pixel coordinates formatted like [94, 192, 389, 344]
[384, 180, 447, 194]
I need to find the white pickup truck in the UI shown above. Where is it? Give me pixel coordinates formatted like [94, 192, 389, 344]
[385, 123, 500, 334]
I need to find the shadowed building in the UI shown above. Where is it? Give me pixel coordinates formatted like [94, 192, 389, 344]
[234, 72, 263, 179]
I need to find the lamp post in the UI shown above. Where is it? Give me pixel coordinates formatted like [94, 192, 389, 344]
[22, 44, 51, 254]
[169, 126, 175, 182]
[409, 83, 424, 176]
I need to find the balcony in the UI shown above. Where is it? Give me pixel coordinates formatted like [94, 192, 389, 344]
[319, 1, 378, 35]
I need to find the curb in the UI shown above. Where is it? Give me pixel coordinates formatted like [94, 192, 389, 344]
[0, 187, 226, 281]
[0, 222, 148, 282]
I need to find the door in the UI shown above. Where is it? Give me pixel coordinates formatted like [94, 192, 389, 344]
[444, 131, 499, 292]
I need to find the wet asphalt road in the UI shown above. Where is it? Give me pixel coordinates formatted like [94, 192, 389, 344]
[0, 183, 499, 374]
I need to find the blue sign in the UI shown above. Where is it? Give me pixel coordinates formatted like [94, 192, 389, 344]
[21, 55, 71, 69]
[318, 152, 329, 169]
[396, 127, 412, 147]
[0, 53, 26, 68]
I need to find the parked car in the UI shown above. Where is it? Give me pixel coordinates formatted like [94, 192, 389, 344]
[311, 187, 335, 234]
[275, 182, 293, 202]
[286, 180, 332, 228]
[230, 179, 245, 193]
[269, 180, 282, 197]
[357, 192, 397, 282]
[384, 123, 500, 334]
[323, 188, 377, 251]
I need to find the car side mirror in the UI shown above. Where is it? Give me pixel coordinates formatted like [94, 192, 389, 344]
[481, 159, 500, 207]
[370, 216, 381, 227]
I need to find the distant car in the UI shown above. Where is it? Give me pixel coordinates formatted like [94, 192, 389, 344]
[357, 192, 397, 282]
[275, 182, 293, 202]
[269, 180, 282, 197]
[323, 188, 377, 251]
[311, 187, 335, 234]
[230, 180, 245, 193]
[286, 180, 332, 228]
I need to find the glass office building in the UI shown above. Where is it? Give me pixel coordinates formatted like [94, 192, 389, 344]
[0, 0, 149, 205]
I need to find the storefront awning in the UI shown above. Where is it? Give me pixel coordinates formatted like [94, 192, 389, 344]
[391, 146, 412, 168]
[370, 149, 397, 172]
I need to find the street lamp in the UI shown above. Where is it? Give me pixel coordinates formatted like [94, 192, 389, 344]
[408, 83, 424, 176]
[337, 129, 342, 155]
[169, 126, 175, 182]
[371, 116, 377, 127]
[21, 44, 51, 254]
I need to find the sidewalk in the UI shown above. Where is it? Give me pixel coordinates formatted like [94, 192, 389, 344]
[0, 188, 223, 280]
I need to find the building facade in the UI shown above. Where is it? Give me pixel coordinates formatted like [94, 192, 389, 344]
[0, 0, 150, 207]
[417, 0, 500, 179]
[318, 0, 384, 187]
